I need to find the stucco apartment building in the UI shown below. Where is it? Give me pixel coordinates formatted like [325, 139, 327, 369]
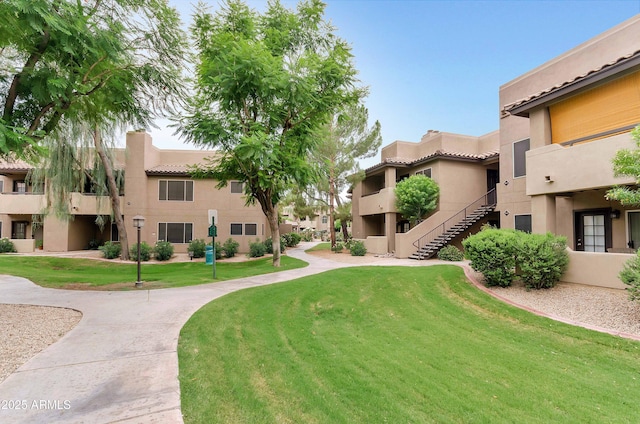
[0, 131, 269, 254]
[353, 14, 640, 288]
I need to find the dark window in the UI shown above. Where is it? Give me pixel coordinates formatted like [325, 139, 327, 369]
[13, 180, 26, 193]
[515, 215, 532, 233]
[513, 139, 530, 178]
[12, 221, 27, 239]
[231, 181, 243, 193]
[415, 168, 432, 178]
[159, 180, 193, 201]
[0, 221, 2, 237]
[321, 215, 328, 224]
[245, 223, 257, 236]
[158, 223, 193, 243]
[230, 223, 243, 235]
[0, 181, 4, 193]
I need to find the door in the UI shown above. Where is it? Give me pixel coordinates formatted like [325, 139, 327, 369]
[628, 211, 640, 249]
[486, 169, 499, 204]
[575, 210, 611, 252]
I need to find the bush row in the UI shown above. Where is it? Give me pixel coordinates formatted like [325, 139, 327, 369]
[100, 240, 175, 261]
[0, 237, 17, 253]
[186, 232, 303, 260]
[462, 228, 569, 289]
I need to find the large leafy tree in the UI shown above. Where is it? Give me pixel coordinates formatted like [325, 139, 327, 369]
[607, 126, 640, 205]
[395, 174, 440, 226]
[312, 103, 381, 246]
[1, 0, 187, 258]
[180, 0, 360, 266]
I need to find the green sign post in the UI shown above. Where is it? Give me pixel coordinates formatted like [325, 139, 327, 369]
[208, 217, 217, 279]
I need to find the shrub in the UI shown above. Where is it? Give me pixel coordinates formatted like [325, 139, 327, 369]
[263, 237, 285, 254]
[87, 239, 100, 250]
[462, 228, 519, 287]
[282, 232, 301, 248]
[154, 241, 174, 261]
[249, 239, 266, 257]
[0, 238, 17, 253]
[620, 251, 640, 301]
[331, 242, 344, 253]
[188, 239, 207, 259]
[130, 241, 152, 261]
[214, 241, 223, 260]
[99, 241, 121, 259]
[349, 240, 367, 256]
[437, 245, 464, 261]
[301, 230, 313, 242]
[516, 233, 569, 290]
[222, 238, 240, 258]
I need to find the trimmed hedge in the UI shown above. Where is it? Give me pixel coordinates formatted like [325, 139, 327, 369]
[99, 241, 121, 259]
[349, 240, 367, 256]
[437, 245, 464, 261]
[154, 241, 174, 261]
[188, 239, 207, 259]
[130, 241, 152, 261]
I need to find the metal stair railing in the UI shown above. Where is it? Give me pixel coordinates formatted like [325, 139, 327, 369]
[412, 188, 497, 259]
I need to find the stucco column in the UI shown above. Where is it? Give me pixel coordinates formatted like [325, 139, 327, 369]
[385, 212, 396, 253]
[43, 215, 70, 252]
[529, 107, 552, 149]
[384, 167, 396, 190]
[531, 194, 556, 234]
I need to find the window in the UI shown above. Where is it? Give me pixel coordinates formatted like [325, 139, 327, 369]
[415, 168, 432, 178]
[230, 181, 243, 193]
[321, 215, 328, 224]
[0, 221, 2, 237]
[514, 214, 532, 233]
[159, 180, 193, 201]
[158, 223, 193, 243]
[0, 181, 4, 193]
[11, 221, 27, 239]
[513, 139, 530, 178]
[13, 180, 26, 193]
[230, 223, 243, 235]
[245, 223, 257, 236]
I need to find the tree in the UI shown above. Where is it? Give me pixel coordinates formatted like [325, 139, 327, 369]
[312, 103, 381, 247]
[395, 174, 440, 226]
[2, 0, 187, 259]
[179, 0, 360, 266]
[606, 126, 640, 205]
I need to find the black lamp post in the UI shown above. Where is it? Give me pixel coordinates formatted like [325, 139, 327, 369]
[132, 215, 145, 288]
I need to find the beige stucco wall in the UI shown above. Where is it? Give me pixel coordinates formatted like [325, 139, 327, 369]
[563, 250, 629, 289]
[363, 236, 388, 255]
[526, 134, 635, 196]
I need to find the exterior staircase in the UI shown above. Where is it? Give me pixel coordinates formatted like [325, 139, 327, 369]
[409, 189, 496, 260]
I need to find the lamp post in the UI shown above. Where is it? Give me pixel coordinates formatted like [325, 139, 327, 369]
[132, 215, 145, 288]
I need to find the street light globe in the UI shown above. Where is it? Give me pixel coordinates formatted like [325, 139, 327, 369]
[133, 215, 145, 228]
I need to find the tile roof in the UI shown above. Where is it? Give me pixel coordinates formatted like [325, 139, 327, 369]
[502, 49, 640, 117]
[145, 164, 191, 176]
[365, 149, 499, 173]
[0, 158, 34, 172]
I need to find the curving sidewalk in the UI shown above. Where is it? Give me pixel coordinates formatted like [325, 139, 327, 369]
[0, 243, 355, 424]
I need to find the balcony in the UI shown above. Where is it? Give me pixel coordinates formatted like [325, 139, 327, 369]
[70, 193, 121, 215]
[358, 187, 397, 216]
[526, 133, 636, 196]
[0, 193, 45, 214]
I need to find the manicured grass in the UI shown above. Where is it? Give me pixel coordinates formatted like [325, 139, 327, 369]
[304, 242, 330, 252]
[0, 255, 307, 289]
[178, 265, 640, 423]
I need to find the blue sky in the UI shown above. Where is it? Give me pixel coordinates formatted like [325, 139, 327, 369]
[148, 0, 640, 168]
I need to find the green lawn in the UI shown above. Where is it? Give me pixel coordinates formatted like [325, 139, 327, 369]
[0, 255, 307, 289]
[178, 265, 640, 423]
[304, 242, 330, 252]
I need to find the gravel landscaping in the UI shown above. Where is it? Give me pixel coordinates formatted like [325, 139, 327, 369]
[0, 304, 81, 383]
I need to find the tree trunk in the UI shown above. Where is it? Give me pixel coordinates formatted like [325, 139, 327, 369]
[329, 169, 336, 248]
[265, 203, 281, 267]
[93, 129, 130, 260]
[335, 196, 350, 241]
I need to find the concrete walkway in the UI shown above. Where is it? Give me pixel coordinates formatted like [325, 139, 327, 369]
[0, 244, 377, 424]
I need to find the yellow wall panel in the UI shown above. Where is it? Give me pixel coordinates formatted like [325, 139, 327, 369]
[550, 70, 640, 144]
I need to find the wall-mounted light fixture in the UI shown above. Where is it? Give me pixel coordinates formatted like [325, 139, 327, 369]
[504, 180, 509, 186]
[610, 209, 621, 219]
[545, 175, 554, 183]
[504, 210, 510, 216]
